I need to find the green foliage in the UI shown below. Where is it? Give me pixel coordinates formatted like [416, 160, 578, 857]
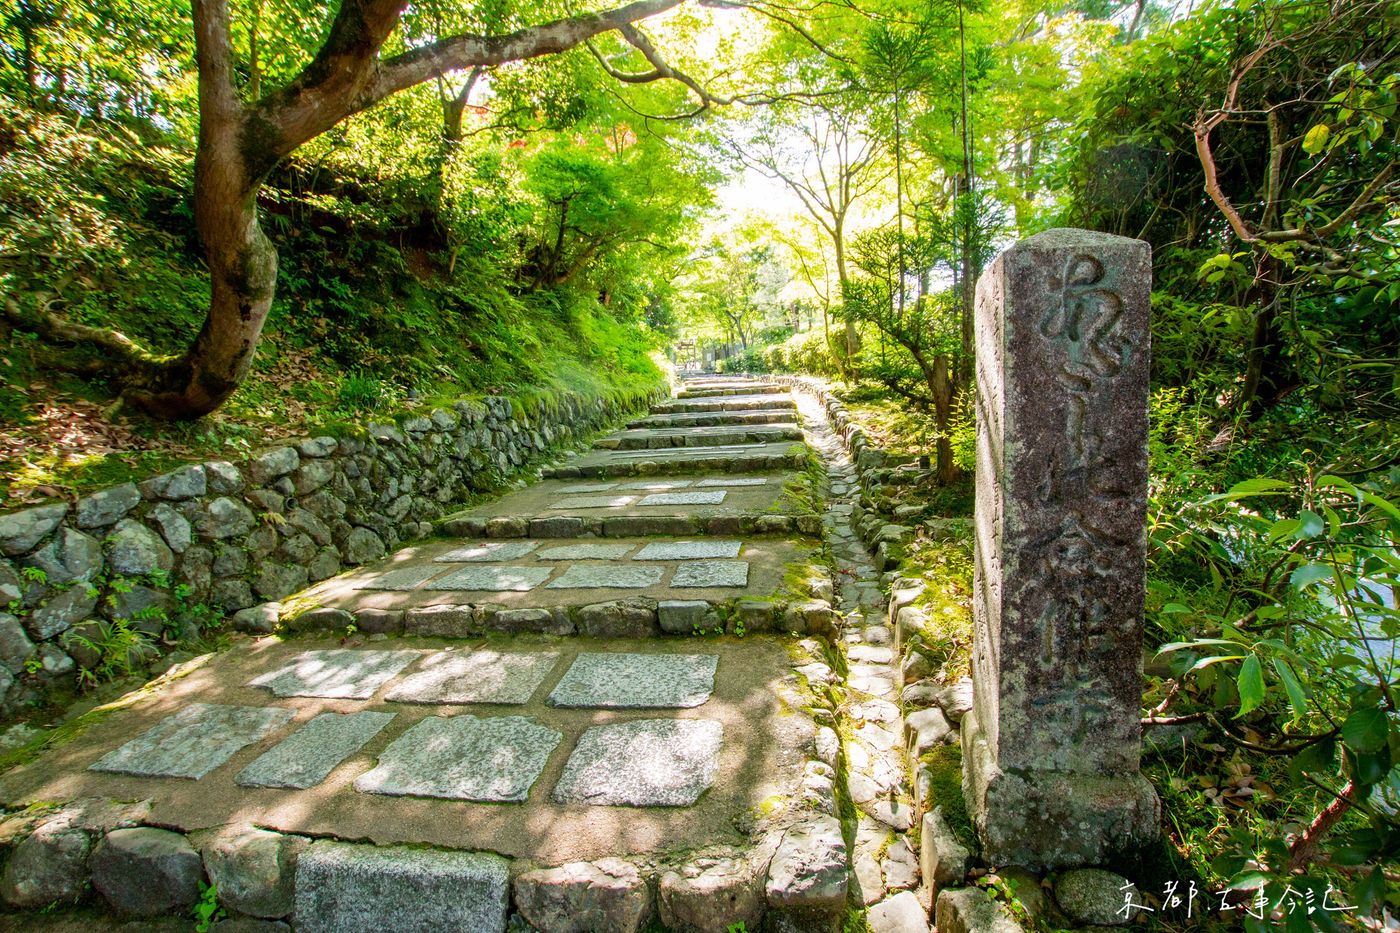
[192, 880, 224, 932]
[1145, 470, 1400, 925]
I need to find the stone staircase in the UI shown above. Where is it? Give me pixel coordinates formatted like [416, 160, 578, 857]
[0, 376, 884, 933]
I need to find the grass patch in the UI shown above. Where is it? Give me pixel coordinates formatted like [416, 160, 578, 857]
[922, 745, 974, 850]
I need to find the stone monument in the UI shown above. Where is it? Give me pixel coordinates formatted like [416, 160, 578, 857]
[963, 228, 1160, 869]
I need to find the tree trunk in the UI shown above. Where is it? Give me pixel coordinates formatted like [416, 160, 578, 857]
[1237, 256, 1288, 413]
[833, 228, 859, 364]
[121, 0, 278, 419]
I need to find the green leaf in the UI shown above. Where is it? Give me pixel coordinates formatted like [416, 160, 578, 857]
[1302, 123, 1331, 155]
[1236, 654, 1265, 716]
[1296, 510, 1325, 538]
[1291, 563, 1333, 590]
[1341, 708, 1389, 753]
[1272, 658, 1309, 721]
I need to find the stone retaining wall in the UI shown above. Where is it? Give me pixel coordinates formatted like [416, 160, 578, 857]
[0, 386, 663, 715]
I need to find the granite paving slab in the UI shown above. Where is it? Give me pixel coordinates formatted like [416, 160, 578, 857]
[536, 543, 634, 561]
[426, 566, 553, 591]
[697, 477, 770, 487]
[89, 703, 295, 780]
[293, 841, 509, 933]
[551, 495, 637, 510]
[545, 565, 663, 589]
[633, 540, 742, 561]
[354, 715, 562, 802]
[237, 711, 396, 789]
[384, 651, 560, 705]
[353, 564, 448, 591]
[548, 653, 718, 708]
[672, 560, 750, 588]
[552, 719, 724, 807]
[638, 491, 727, 507]
[617, 480, 692, 490]
[434, 541, 541, 562]
[249, 650, 422, 699]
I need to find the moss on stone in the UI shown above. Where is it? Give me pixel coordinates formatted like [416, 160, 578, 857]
[922, 744, 975, 850]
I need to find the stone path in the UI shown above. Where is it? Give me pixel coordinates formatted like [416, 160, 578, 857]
[0, 377, 894, 932]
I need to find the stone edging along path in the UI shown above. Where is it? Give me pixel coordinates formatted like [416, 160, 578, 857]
[777, 374, 1032, 932]
[0, 385, 663, 717]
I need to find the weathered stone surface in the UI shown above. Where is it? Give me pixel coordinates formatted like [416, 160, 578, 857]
[765, 816, 847, 909]
[548, 652, 717, 708]
[91, 703, 295, 779]
[435, 541, 540, 562]
[634, 540, 742, 560]
[530, 516, 586, 537]
[574, 599, 655, 636]
[0, 504, 67, 556]
[298, 436, 338, 458]
[553, 495, 637, 510]
[907, 707, 953, 756]
[204, 461, 245, 495]
[0, 613, 35, 672]
[106, 517, 175, 575]
[553, 719, 722, 806]
[249, 649, 420, 699]
[657, 599, 712, 635]
[867, 891, 930, 933]
[254, 563, 309, 601]
[428, 565, 551, 591]
[342, 527, 386, 564]
[238, 711, 395, 789]
[212, 919, 291, 932]
[197, 497, 257, 540]
[921, 807, 971, 893]
[232, 602, 281, 634]
[90, 827, 203, 917]
[386, 650, 558, 704]
[147, 503, 193, 552]
[354, 564, 446, 591]
[1054, 869, 1137, 926]
[967, 228, 1158, 868]
[26, 584, 98, 639]
[77, 483, 141, 529]
[935, 887, 1025, 933]
[355, 714, 560, 802]
[203, 828, 308, 919]
[547, 564, 662, 589]
[672, 560, 750, 588]
[142, 464, 207, 500]
[293, 841, 508, 933]
[537, 543, 632, 560]
[637, 491, 726, 506]
[0, 820, 90, 907]
[403, 604, 480, 637]
[286, 606, 354, 632]
[514, 858, 652, 933]
[936, 678, 974, 722]
[249, 447, 299, 484]
[659, 850, 767, 933]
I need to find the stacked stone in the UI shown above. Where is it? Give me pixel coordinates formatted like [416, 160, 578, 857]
[0, 388, 659, 714]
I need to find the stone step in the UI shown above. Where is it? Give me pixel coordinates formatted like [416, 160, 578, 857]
[594, 423, 803, 451]
[301, 534, 827, 638]
[545, 441, 808, 479]
[678, 384, 784, 398]
[437, 474, 813, 540]
[653, 396, 796, 414]
[626, 409, 796, 429]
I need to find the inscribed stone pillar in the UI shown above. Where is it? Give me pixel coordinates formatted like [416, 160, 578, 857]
[962, 228, 1160, 870]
